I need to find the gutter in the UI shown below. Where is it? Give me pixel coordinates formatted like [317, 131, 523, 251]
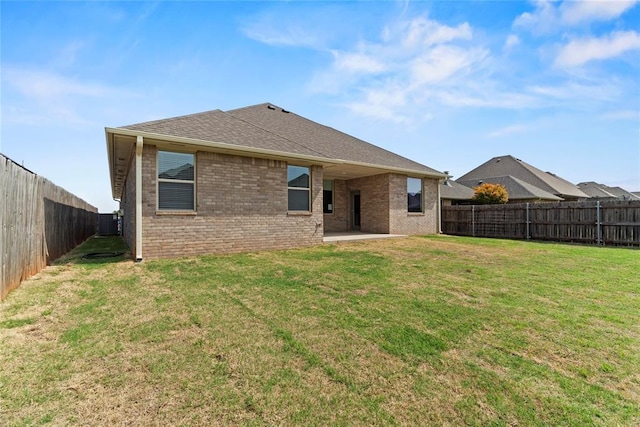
[105, 127, 447, 184]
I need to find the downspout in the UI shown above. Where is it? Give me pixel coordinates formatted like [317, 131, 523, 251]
[437, 178, 443, 234]
[135, 136, 143, 261]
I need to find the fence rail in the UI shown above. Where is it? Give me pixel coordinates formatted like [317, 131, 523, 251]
[1, 155, 97, 301]
[441, 200, 640, 247]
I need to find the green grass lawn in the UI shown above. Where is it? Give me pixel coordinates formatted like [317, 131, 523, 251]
[1, 235, 638, 426]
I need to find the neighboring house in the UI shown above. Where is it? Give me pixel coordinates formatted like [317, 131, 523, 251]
[440, 173, 475, 205]
[577, 182, 640, 201]
[106, 103, 446, 260]
[457, 175, 563, 204]
[457, 155, 589, 201]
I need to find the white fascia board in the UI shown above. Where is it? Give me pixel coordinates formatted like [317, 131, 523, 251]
[105, 127, 447, 180]
[105, 127, 340, 166]
[335, 158, 447, 179]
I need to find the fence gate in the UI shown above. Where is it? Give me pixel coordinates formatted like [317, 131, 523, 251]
[98, 213, 119, 236]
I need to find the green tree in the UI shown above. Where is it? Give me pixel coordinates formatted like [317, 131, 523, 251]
[472, 183, 509, 204]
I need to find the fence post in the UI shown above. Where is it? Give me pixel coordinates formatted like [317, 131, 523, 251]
[596, 200, 601, 246]
[526, 203, 530, 240]
[472, 205, 475, 237]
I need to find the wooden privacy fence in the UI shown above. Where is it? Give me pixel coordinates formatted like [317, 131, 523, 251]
[442, 200, 640, 247]
[1, 155, 98, 301]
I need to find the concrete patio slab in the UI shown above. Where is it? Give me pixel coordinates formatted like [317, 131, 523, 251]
[323, 232, 407, 243]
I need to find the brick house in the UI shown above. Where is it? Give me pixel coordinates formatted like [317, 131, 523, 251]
[106, 103, 445, 260]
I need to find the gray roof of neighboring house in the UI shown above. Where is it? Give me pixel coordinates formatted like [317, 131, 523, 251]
[577, 182, 618, 199]
[458, 155, 588, 199]
[440, 179, 475, 200]
[119, 103, 442, 176]
[578, 182, 640, 200]
[457, 175, 563, 201]
[604, 186, 640, 200]
[227, 103, 441, 175]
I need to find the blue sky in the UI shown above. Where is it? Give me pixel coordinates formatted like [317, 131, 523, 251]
[2, 0, 639, 212]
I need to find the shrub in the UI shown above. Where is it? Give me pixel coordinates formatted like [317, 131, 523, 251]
[473, 183, 509, 204]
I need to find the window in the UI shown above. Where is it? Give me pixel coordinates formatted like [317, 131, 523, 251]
[157, 151, 195, 210]
[287, 165, 310, 211]
[407, 177, 422, 213]
[323, 180, 334, 214]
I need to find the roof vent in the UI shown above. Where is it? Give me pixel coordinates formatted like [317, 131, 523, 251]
[267, 105, 276, 110]
[281, 108, 290, 114]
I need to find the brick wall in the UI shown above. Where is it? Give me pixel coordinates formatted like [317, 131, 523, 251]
[323, 173, 440, 235]
[323, 179, 349, 232]
[347, 174, 391, 233]
[139, 146, 324, 259]
[389, 173, 439, 235]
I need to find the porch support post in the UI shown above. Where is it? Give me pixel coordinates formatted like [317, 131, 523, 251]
[135, 136, 143, 261]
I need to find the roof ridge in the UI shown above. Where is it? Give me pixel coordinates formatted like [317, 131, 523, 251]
[233, 103, 434, 171]
[457, 174, 563, 200]
[294, 110, 429, 168]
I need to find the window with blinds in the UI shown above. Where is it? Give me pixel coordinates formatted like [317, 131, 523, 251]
[287, 165, 310, 211]
[157, 151, 195, 210]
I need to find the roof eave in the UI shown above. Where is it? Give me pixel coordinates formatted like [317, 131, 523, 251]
[105, 127, 446, 198]
[335, 158, 446, 179]
[106, 127, 342, 165]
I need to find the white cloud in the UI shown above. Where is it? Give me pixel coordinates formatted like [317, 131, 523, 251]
[503, 34, 520, 51]
[554, 30, 640, 67]
[600, 110, 639, 120]
[397, 17, 472, 47]
[409, 45, 488, 86]
[529, 81, 621, 102]
[306, 16, 486, 122]
[436, 90, 540, 109]
[1, 67, 133, 127]
[560, 0, 639, 25]
[242, 23, 321, 48]
[3, 68, 119, 100]
[487, 124, 529, 138]
[514, 0, 640, 33]
[343, 81, 412, 123]
[513, 0, 559, 34]
[332, 51, 387, 74]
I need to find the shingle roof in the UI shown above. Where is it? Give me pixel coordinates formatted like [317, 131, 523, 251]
[457, 175, 563, 201]
[602, 186, 640, 201]
[578, 182, 640, 200]
[120, 109, 327, 159]
[227, 103, 441, 175]
[457, 155, 588, 199]
[118, 102, 442, 176]
[440, 179, 474, 200]
[576, 182, 618, 199]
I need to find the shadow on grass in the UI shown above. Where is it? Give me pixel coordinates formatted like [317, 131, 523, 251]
[55, 235, 131, 266]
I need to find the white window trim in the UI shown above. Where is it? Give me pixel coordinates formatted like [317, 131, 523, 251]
[157, 150, 196, 212]
[287, 165, 311, 212]
[407, 176, 424, 214]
